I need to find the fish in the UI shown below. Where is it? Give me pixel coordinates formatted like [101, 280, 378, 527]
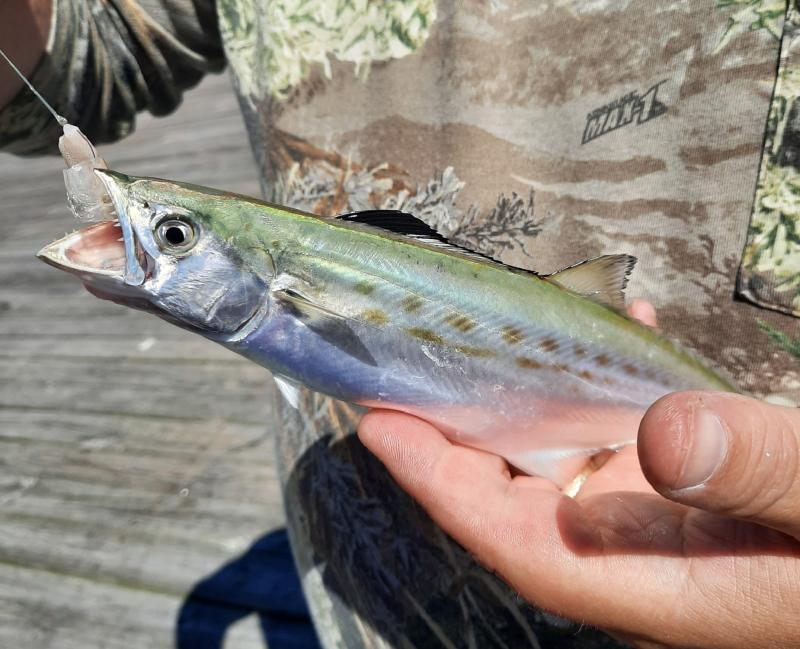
[36, 168, 737, 486]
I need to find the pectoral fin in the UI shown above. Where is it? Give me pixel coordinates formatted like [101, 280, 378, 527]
[273, 288, 344, 321]
[274, 288, 377, 366]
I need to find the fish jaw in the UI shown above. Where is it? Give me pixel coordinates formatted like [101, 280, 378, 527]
[37, 168, 148, 290]
[37, 220, 127, 280]
[37, 169, 162, 310]
[95, 169, 147, 286]
[36, 218, 157, 309]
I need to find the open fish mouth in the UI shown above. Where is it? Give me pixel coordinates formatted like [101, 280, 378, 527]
[37, 169, 147, 285]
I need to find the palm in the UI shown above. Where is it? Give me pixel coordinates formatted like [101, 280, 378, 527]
[359, 412, 800, 646]
[571, 445, 797, 554]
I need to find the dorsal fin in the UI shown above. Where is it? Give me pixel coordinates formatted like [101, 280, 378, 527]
[335, 210, 506, 265]
[337, 210, 444, 238]
[545, 254, 636, 310]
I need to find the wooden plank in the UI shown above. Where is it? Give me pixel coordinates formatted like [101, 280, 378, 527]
[0, 563, 264, 649]
[0, 355, 273, 423]
[0, 72, 289, 648]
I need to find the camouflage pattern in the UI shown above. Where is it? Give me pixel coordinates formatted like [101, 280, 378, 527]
[218, 0, 436, 102]
[5, 0, 800, 646]
[759, 318, 800, 357]
[714, 0, 786, 51]
[736, 1, 800, 318]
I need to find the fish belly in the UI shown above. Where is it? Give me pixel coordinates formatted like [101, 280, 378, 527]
[232, 310, 705, 486]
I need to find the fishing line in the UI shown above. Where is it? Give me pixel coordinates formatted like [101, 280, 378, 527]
[0, 46, 67, 125]
[0, 47, 115, 226]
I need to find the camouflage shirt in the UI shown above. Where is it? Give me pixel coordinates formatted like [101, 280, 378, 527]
[3, 1, 800, 647]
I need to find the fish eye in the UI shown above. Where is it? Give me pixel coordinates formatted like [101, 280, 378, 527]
[155, 218, 198, 252]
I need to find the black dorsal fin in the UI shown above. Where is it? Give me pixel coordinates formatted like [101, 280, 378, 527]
[335, 209, 513, 267]
[337, 210, 448, 239]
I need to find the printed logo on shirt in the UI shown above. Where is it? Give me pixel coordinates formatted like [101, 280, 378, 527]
[582, 80, 668, 145]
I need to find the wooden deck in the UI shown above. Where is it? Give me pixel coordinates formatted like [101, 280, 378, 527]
[0, 73, 289, 647]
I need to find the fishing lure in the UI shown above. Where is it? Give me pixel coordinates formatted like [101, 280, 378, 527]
[4, 49, 738, 486]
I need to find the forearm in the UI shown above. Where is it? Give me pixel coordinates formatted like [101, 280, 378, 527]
[0, 0, 52, 112]
[0, 0, 224, 156]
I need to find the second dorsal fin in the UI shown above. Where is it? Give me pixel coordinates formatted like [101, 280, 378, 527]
[545, 254, 636, 310]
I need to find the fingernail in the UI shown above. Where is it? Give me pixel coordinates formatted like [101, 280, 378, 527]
[674, 408, 728, 489]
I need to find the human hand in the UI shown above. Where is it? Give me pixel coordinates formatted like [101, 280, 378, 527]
[357, 301, 800, 648]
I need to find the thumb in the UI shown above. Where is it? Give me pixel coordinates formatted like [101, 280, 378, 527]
[638, 391, 800, 538]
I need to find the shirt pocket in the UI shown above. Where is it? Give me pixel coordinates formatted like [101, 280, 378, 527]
[737, 1, 800, 316]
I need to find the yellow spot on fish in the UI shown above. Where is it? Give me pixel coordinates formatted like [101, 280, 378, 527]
[596, 354, 611, 366]
[574, 346, 587, 357]
[622, 363, 639, 376]
[354, 281, 375, 295]
[501, 326, 524, 345]
[362, 309, 388, 326]
[540, 337, 560, 353]
[443, 312, 476, 333]
[407, 327, 444, 345]
[579, 370, 593, 380]
[517, 357, 542, 369]
[453, 345, 494, 358]
[401, 295, 424, 313]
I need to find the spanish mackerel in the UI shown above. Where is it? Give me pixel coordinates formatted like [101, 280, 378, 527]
[37, 167, 736, 485]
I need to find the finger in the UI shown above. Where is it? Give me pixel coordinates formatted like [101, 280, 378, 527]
[627, 299, 657, 328]
[638, 391, 800, 538]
